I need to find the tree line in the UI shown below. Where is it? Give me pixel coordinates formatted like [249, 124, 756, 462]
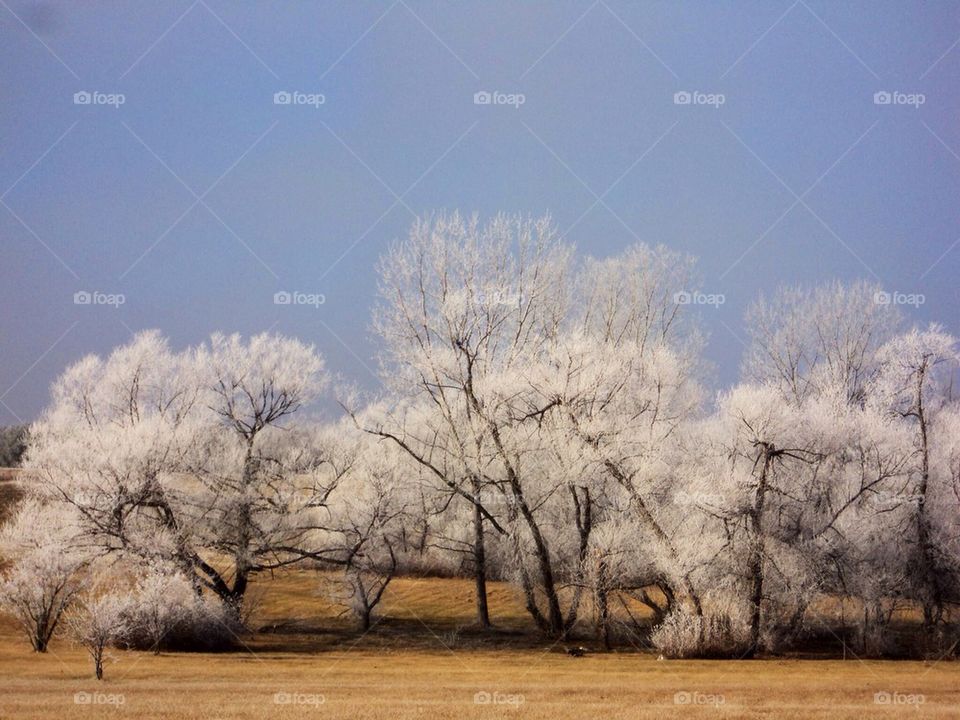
[2, 212, 958, 672]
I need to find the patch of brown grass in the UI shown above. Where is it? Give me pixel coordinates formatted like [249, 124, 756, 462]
[0, 569, 958, 719]
[1, 634, 957, 719]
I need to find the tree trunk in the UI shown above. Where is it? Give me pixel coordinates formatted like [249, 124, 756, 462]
[487, 417, 563, 637]
[562, 486, 593, 635]
[746, 446, 773, 657]
[914, 362, 943, 628]
[595, 558, 611, 650]
[603, 460, 703, 617]
[224, 442, 257, 622]
[471, 480, 492, 628]
[513, 490, 564, 637]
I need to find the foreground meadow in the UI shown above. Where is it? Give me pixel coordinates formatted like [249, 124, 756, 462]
[0, 569, 957, 720]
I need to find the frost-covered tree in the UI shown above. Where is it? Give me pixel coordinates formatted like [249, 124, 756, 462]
[185, 332, 332, 613]
[68, 588, 131, 680]
[25, 331, 205, 579]
[368, 212, 571, 634]
[706, 385, 827, 655]
[0, 498, 89, 651]
[869, 325, 959, 627]
[743, 280, 900, 405]
[10, 257, 960, 659]
[536, 245, 707, 618]
[371, 214, 710, 639]
[322, 445, 409, 631]
[929, 404, 960, 618]
[24, 331, 342, 619]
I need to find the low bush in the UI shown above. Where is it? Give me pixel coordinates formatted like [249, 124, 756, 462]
[651, 609, 751, 658]
[122, 567, 238, 652]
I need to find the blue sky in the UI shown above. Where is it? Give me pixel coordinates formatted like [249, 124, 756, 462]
[2, 0, 959, 423]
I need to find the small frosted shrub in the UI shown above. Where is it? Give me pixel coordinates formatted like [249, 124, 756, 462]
[651, 610, 750, 658]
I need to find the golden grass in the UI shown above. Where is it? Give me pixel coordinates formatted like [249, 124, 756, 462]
[0, 570, 958, 719]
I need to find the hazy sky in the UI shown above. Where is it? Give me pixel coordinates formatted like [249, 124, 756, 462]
[2, 0, 958, 423]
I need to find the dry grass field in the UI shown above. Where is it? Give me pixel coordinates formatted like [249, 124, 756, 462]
[1, 570, 958, 719]
[0, 473, 958, 719]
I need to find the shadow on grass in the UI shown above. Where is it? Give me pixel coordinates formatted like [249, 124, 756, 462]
[251, 616, 566, 654]
[246, 617, 959, 661]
